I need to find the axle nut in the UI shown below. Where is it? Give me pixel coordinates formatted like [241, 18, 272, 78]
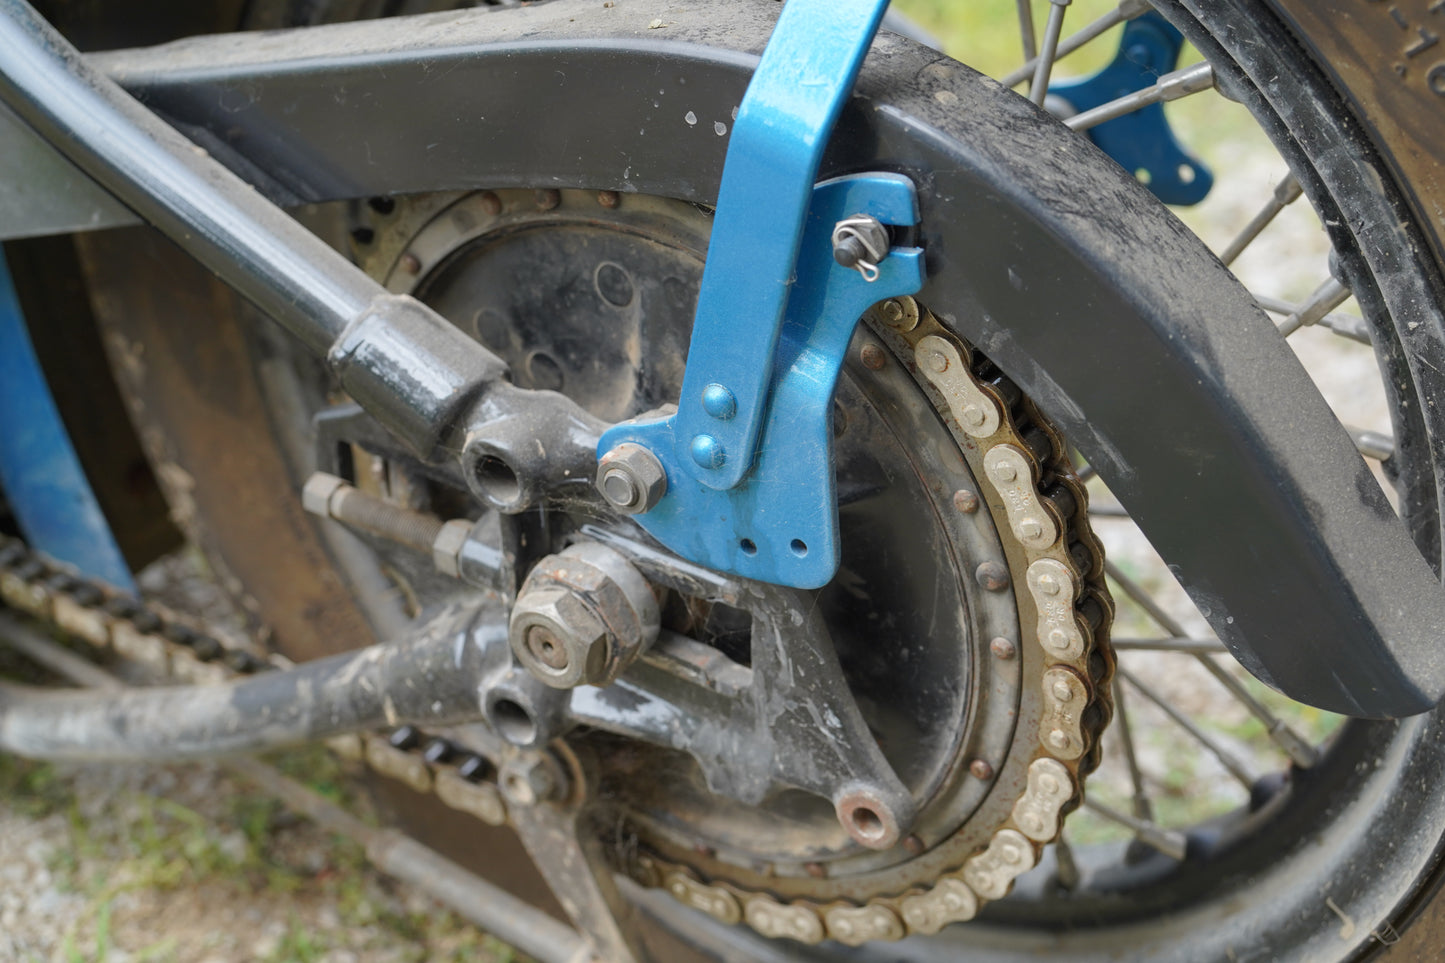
[596, 443, 667, 514]
[509, 587, 610, 689]
[509, 542, 661, 689]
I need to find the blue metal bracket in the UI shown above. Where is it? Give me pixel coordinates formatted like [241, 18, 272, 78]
[1050, 11, 1213, 206]
[597, 0, 924, 589]
[0, 252, 134, 590]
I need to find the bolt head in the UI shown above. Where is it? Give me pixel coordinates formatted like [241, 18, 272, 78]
[596, 443, 667, 514]
[882, 299, 904, 323]
[859, 343, 888, 370]
[975, 561, 1010, 592]
[953, 489, 980, 514]
[990, 636, 1016, 659]
[969, 759, 995, 780]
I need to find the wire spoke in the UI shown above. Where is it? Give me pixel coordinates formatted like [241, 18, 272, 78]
[1116, 666, 1256, 788]
[1030, 0, 1072, 106]
[1111, 677, 1153, 821]
[1064, 62, 1215, 130]
[1082, 796, 1188, 860]
[1106, 561, 1318, 766]
[1002, 0, 1149, 88]
[1256, 294, 1369, 345]
[1276, 276, 1352, 337]
[1219, 174, 1302, 266]
[1016, 0, 1038, 63]
[1112, 637, 1228, 654]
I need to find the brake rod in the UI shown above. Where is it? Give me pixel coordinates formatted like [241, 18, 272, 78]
[0, 0, 603, 513]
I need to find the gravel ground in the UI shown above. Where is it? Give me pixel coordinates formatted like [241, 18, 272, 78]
[0, 19, 1396, 961]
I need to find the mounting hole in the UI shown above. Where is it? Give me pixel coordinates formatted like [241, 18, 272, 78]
[1178, 164, 1196, 185]
[848, 806, 885, 842]
[367, 196, 396, 215]
[790, 539, 808, 557]
[350, 226, 376, 246]
[490, 698, 537, 746]
[1134, 168, 1153, 186]
[523, 350, 565, 392]
[740, 538, 758, 556]
[473, 455, 522, 506]
[595, 262, 636, 308]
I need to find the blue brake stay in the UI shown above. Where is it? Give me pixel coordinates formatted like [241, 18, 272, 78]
[596, 0, 924, 589]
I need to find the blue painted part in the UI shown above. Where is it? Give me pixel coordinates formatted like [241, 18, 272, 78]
[601, 174, 923, 589]
[0, 252, 135, 591]
[669, 0, 894, 492]
[1050, 12, 1213, 206]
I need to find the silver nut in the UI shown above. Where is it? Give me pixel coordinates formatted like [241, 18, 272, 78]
[431, 518, 472, 578]
[509, 586, 611, 689]
[500, 754, 561, 807]
[596, 443, 667, 514]
[301, 472, 346, 518]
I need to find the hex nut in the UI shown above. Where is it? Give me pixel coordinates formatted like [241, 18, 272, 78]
[431, 518, 472, 578]
[301, 472, 345, 518]
[509, 586, 611, 689]
[596, 443, 667, 514]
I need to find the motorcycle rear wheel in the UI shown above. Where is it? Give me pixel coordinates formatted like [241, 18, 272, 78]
[42, 0, 1445, 959]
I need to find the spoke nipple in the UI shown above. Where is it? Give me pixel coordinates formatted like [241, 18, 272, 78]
[990, 636, 1016, 660]
[953, 489, 980, 514]
[598, 190, 621, 209]
[690, 434, 727, 470]
[969, 759, 995, 780]
[479, 191, 503, 215]
[701, 383, 737, 420]
[859, 343, 888, 370]
[975, 561, 1011, 592]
